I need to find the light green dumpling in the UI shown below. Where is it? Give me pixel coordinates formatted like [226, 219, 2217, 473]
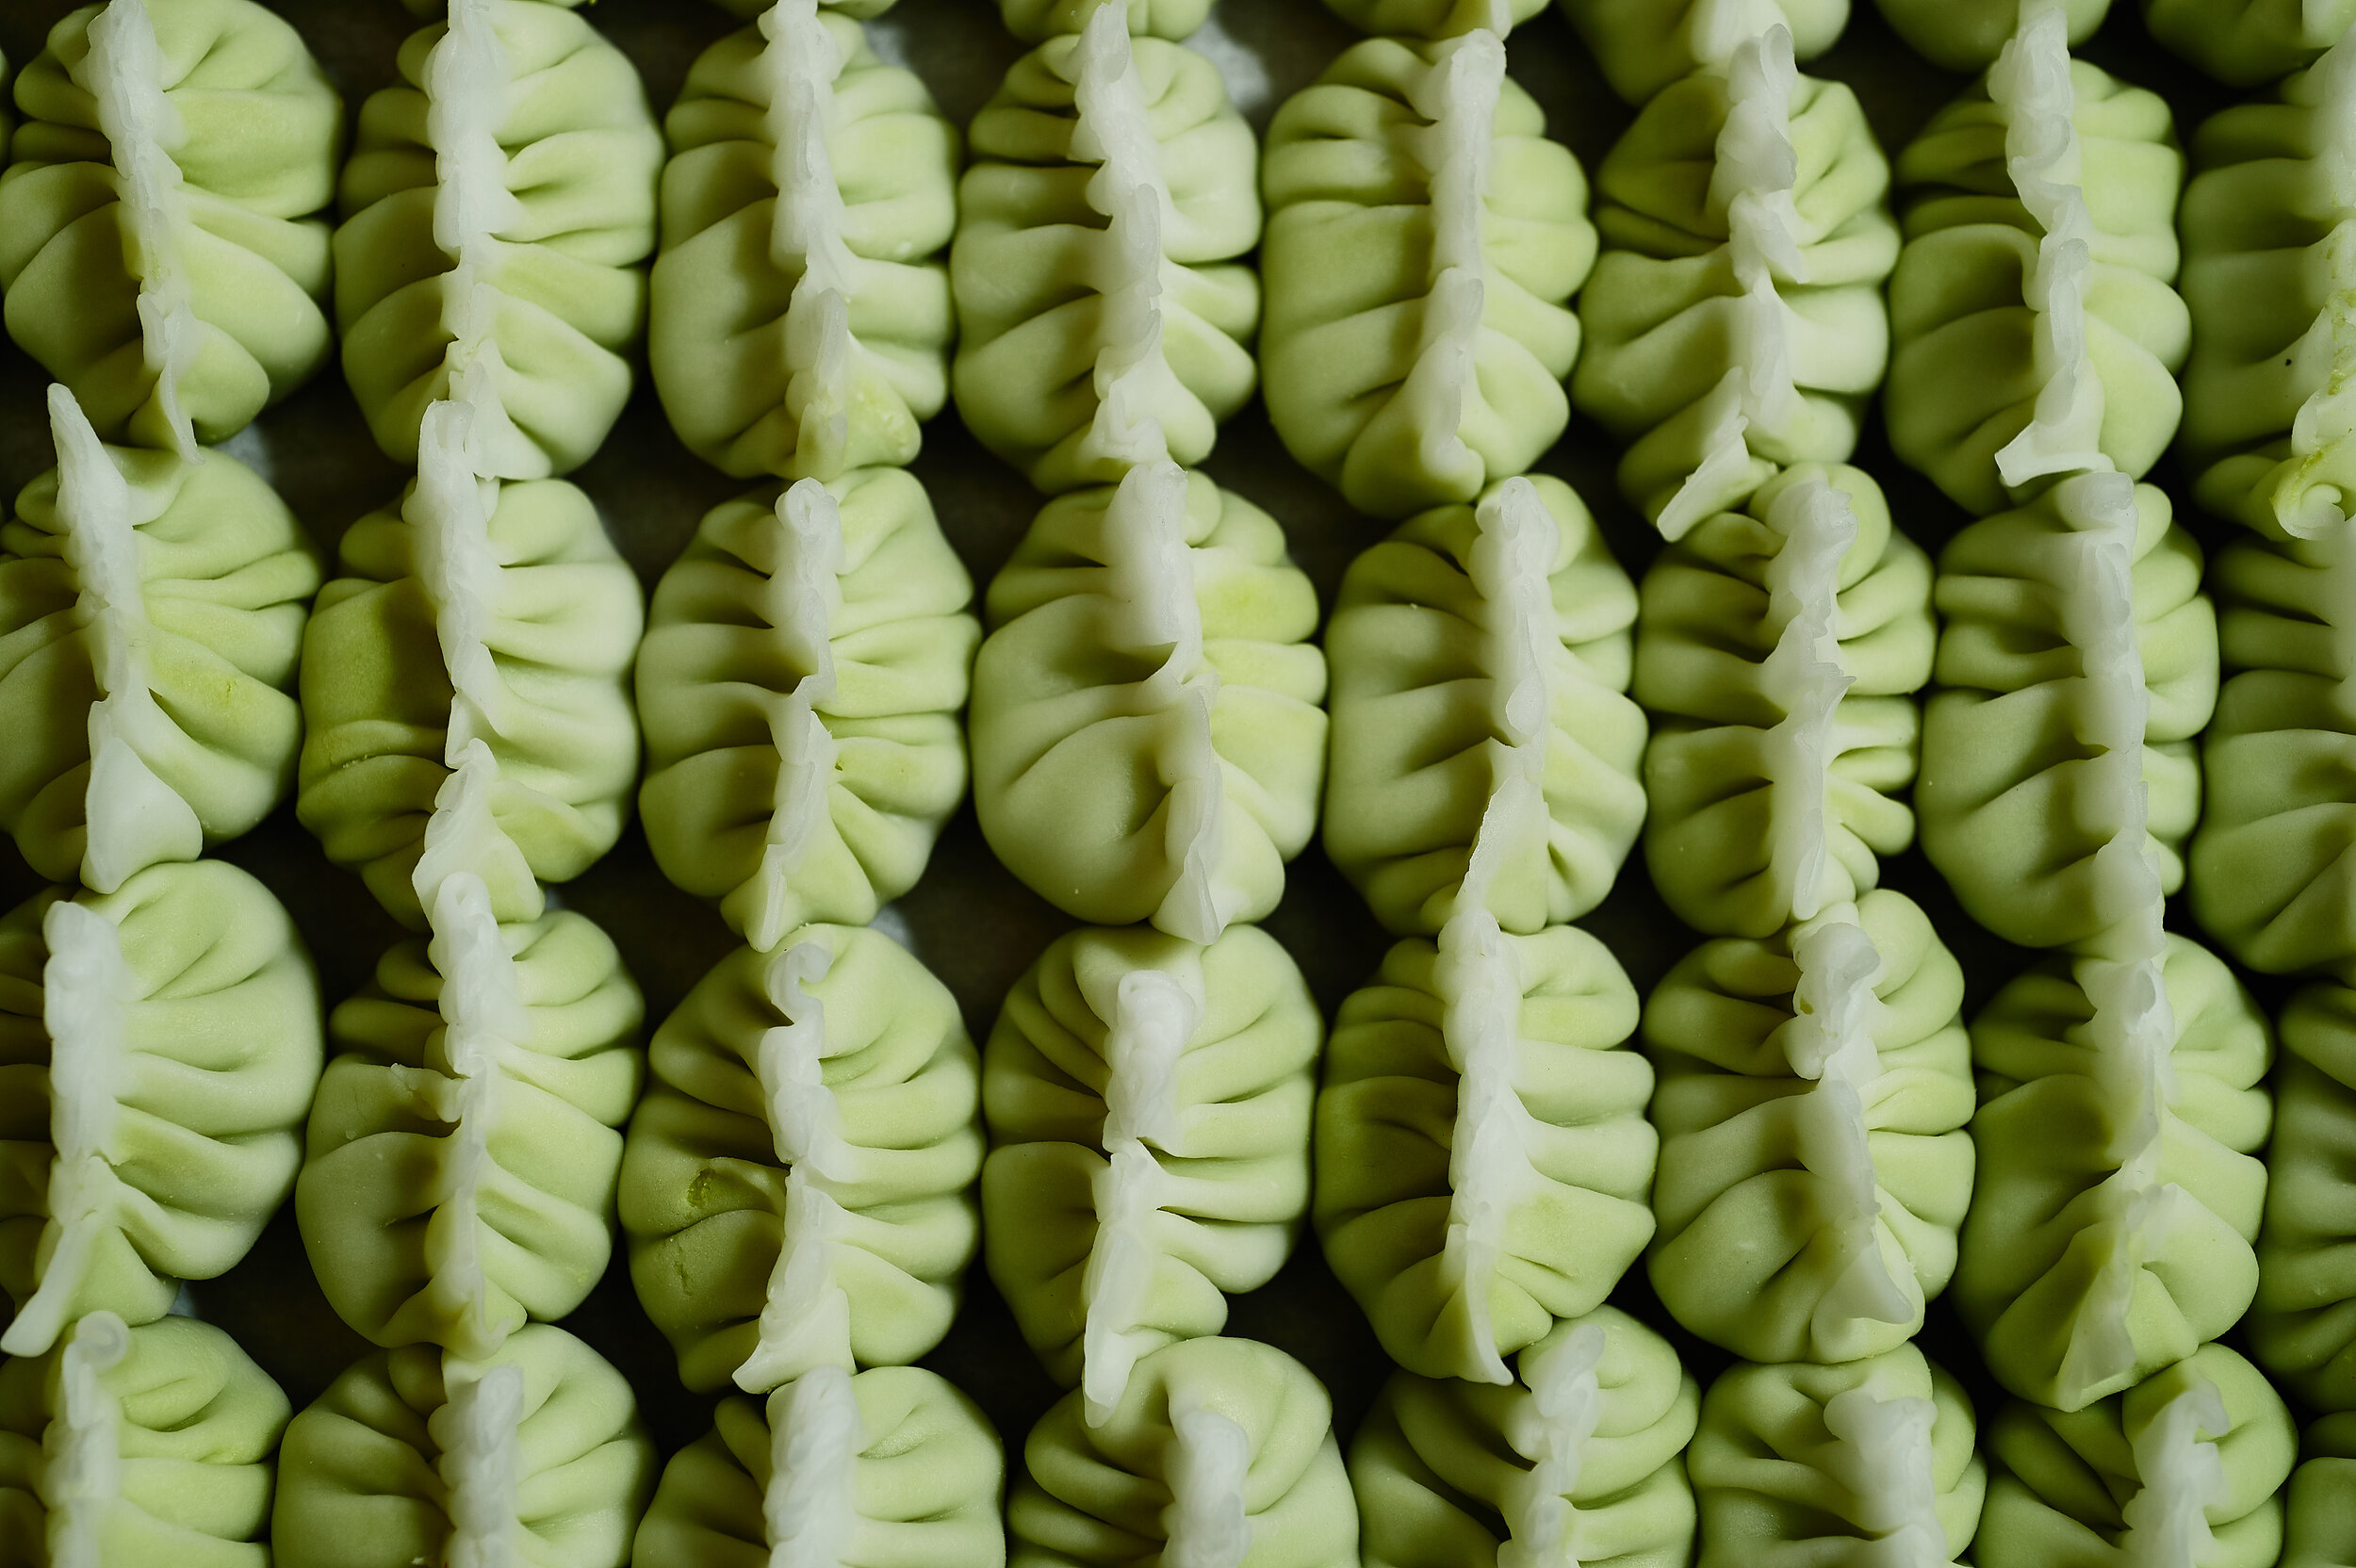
[335, 0, 662, 479]
[1644, 890, 1973, 1365]
[1955, 936, 2272, 1413]
[2251, 983, 2356, 1410]
[631, 1365, 1005, 1568]
[970, 466, 1327, 943]
[0, 860, 320, 1360]
[1575, 35, 1896, 540]
[0, 0, 341, 456]
[1917, 475, 2217, 955]
[1554, 0, 1848, 106]
[1002, 0, 1213, 39]
[272, 1326, 657, 1568]
[1873, 0, 2108, 72]
[620, 923, 980, 1395]
[0, 1312, 290, 1568]
[296, 473, 645, 931]
[1636, 466, 1933, 939]
[2286, 1415, 2356, 1568]
[1260, 35, 1593, 522]
[638, 472, 976, 950]
[953, 15, 1260, 494]
[297, 904, 644, 1360]
[1351, 1308, 1697, 1568]
[1690, 1345, 1985, 1568]
[1887, 23, 2188, 518]
[651, 8, 957, 482]
[1009, 1336, 1358, 1568]
[705, 0, 896, 18]
[1317, 923, 1656, 1384]
[1323, 0, 1547, 33]
[1975, 1343, 2294, 1568]
[0, 390, 319, 894]
[1323, 475, 1644, 939]
[2146, 0, 2356, 87]
[983, 923, 1319, 1417]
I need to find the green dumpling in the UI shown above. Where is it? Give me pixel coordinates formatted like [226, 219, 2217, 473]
[620, 923, 981, 1395]
[1350, 1307, 1697, 1568]
[0, 0, 341, 457]
[1689, 1345, 1985, 1567]
[1636, 466, 1933, 940]
[2286, 1415, 2356, 1567]
[1575, 32, 1896, 539]
[1873, 0, 2108, 73]
[638, 472, 976, 951]
[2145, 0, 2356, 87]
[970, 465, 1327, 943]
[0, 1312, 290, 1568]
[1321, 0, 1547, 33]
[0, 860, 320, 1360]
[1886, 15, 2187, 518]
[651, 6, 957, 482]
[704, 0, 898, 19]
[1644, 891, 1973, 1365]
[2251, 982, 2356, 1410]
[1260, 34, 1593, 521]
[272, 1326, 656, 1568]
[1955, 936, 2272, 1413]
[1975, 1343, 2294, 1568]
[0, 386, 319, 895]
[1009, 1336, 1358, 1568]
[1324, 475, 1644, 939]
[335, 0, 661, 479]
[1917, 473, 2216, 956]
[632, 1365, 1005, 1568]
[1317, 921, 1656, 1384]
[953, 10, 1260, 494]
[1554, 0, 1847, 106]
[1002, 0, 1214, 39]
[983, 923, 1319, 1420]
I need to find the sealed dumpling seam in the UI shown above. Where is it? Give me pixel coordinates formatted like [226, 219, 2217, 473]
[1165, 1392, 1253, 1568]
[763, 1364, 860, 1568]
[1495, 1320, 1607, 1567]
[1752, 473, 1857, 924]
[1819, 1382, 1947, 1559]
[742, 480, 849, 954]
[2117, 1374, 2230, 1563]
[760, 0, 860, 479]
[37, 1310, 134, 1559]
[435, 1362, 527, 1564]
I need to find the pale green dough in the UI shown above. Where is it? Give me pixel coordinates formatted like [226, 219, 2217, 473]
[335, 0, 662, 479]
[2251, 983, 2356, 1410]
[0, 1313, 290, 1568]
[272, 1326, 657, 1568]
[651, 12, 958, 482]
[1575, 57, 1896, 538]
[1644, 890, 1973, 1365]
[296, 475, 645, 931]
[1975, 1344, 2294, 1568]
[1873, 0, 2109, 72]
[1316, 923, 1656, 1383]
[2285, 1415, 2356, 1568]
[953, 29, 1261, 494]
[297, 908, 644, 1357]
[1636, 465, 1933, 939]
[1009, 1336, 1359, 1568]
[0, 861, 321, 1358]
[2146, 0, 2356, 87]
[970, 469, 1327, 939]
[1322, 0, 1547, 32]
[703, 0, 897, 18]
[0, 436, 319, 892]
[1955, 936, 2272, 1413]
[0, 0, 342, 451]
[1002, 0, 1214, 39]
[619, 923, 981, 1395]
[1323, 475, 1644, 938]
[1690, 1345, 1984, 1568]
[1350, 1308, 1696, 1568]
[632, 1366, 1005, 1568]
[983, 923, 1319, 1396]
[1917, 478, 2217, 954]
[1553, 0, 1848, 105]
[1260, 37, 1593, 521]
[638, 471, 977, 948]
[1888, 57, 2187, 517]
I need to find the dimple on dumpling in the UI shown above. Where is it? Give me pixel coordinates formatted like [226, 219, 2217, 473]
[0, 860, 320, 1360]
[2285, 1414, 2356, 1568]
[1553, 0, 1848, 106]
[619, 923, 981, 1396]
[1643, 890, 1973, 1365]
[2144, 0, 2356, 88]
[1350, 1308, 1698, 1568]
[982, 923, 1319, 1419]
[650, 5, 958, 482]
[1260, 33, 1593, 521]
[0, 0, 342, 456]
[2250, 983, 2356, 1411]
[637, 472, 976, 951]
[1872, 0, 2108, 73]
[335, 0, 662, 479]
[1001, 0, 1214, 40]
[953, 12, 1261, 494]
[1574, 31, 1896, 540]
[970, 464, 1327, 944]
[1316, 922, 1656, 1384]
[1974, 1344, 2294, 1568]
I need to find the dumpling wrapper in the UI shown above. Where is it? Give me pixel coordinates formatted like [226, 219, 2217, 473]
[1002, 0, 1214, 40]
[1553, 0, 1847, 106]
[2144, 0, 2356, 88]
[1321, 0, 1547, 34]
[1873, 0, 2108, 72]
[2251, 982, 2356, 1411]
[2284, 1414, 2356, 1568]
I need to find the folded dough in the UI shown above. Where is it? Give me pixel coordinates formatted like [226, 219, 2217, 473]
[1322, 0, 1546, 34]
[1873, 0, 2107, 73]
[2251, 982, 2356, 1411]
[2144, 0, 2356, 87]
[2285, 1414, 2356, 1568]
[1555, 0, 1848, 106]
